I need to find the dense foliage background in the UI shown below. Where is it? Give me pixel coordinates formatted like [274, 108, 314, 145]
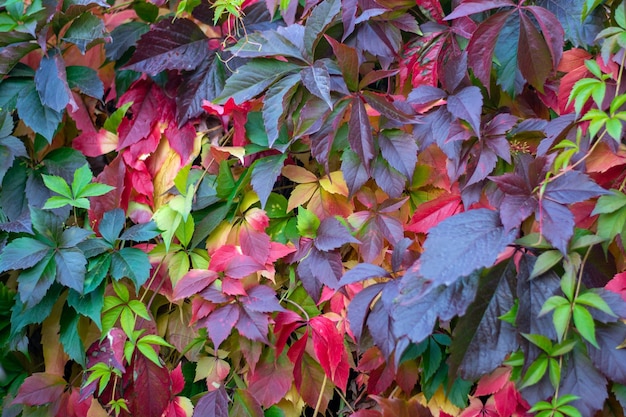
[2, 0, 626, 416]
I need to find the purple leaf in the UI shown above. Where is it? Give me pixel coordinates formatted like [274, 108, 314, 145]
[124, 18, 208, 75]
[526, 6, 564, 67]
[348, 97, 375, 171]
[372, 157, 406, 199]
[362, 91, 417, 123]
[341, 0, 357, 40]
[341, 149, 369, 197]
[419, 209, 517, 286]
[203, 304, 240, 349]
[303, 0, 341, 58]
[393, 273, 479, 345]
[517, 12, 552, 93]
[173, 269, 218, 300]
[339, 263, 390, 286]
[192, 386, 229, 417]
[326, 35, 359, 90]
[13, 373, 66, 407]
[559, 348, 607, 416]
[263, 73, 301, 147]
[347, 283, 385, 342]
[314, 217, 359, 251]
[375, 214, 404, 245]
[466, 146, 498, 186]
[297, 248, 343, 301]
[378, 130, 418, 180]
[240, 285, 284, 313]
[449, 259, 518, 380]
[407, 85, 446, 106]
[587, 323, 626, 384]
[446, 86, 483, 137]
[251, 154, 287, 209]
[301, 61, 333, 109]
[412, 107, 452, 150]
[235, 307, 270, 343]
[538, 199, 575, 254]
[0, 41, 38, 77]
[444, 0, 515, 20]
[499, 194, 537, 232]
[354, 217, 385, 263]
[368, 281, 398, 358]
[543, 170, 608, 204]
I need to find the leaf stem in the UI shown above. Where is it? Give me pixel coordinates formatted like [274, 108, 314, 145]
[313, 373, 328, 416]
[281, 297, 310, 322]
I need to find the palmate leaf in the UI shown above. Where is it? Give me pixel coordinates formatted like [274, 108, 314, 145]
[418, 209, 517, 286]
[124, 17, 208, 75]
[449, 258, 518, 380]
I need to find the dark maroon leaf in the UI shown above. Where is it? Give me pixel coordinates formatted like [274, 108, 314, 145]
[124, 18, 208, 75]
[314, 216, 360, 252]
[192, 386, 229, 417]
[518, 13, 552, 93]
[301, 61, 333, 109]
[419, 209, 517, 286]
[446, 86, 483, 136]
[444, 0, 515, 20]
[235, 307, 270, 343]
[251, 154, 287, 209]
[348, 97, 375, 171]
[347, 283, 385, 342]
[0, 41, 38, 78]
[525, 6, 564, 69]
[126, 353, 170, 417]
[377, 130, 418, 180]
[202, 304, 240, 349]
[559, 348, 607, 416]
[339, 263, 390, 286]
[177, 51, 225, 124]
[105, 21, 149, 61]
[326, 35, 359, 91]
[467, 11, 512, 91]
[449, 258, 518, 380]
[240, 285, 284, 313]
[393, 272, 479, 345]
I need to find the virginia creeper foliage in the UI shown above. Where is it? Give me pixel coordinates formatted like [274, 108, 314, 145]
[2, 0, 626, 416]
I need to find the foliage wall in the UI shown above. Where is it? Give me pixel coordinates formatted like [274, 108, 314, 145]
[2, 0, 626, 416]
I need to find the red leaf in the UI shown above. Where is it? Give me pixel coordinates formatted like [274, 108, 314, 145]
[247, 351, 293, 407]
[287, 331, 308, 387]
[165, 121, 197, 165]
[406, 193, 463, 234]
[126, 354, 171, 417]
[474, 366, 511, 396]
[56, 388, 91, 417]
[606, 272, 626, 302]
[417, 0, 445, 23]
[173, 269, 218, 300]
[171, 363, 185, 395]
[493, 381, 520, 417]
[73, 128, 119, 157]
[274, 311, 304, 355]
[310, 315, 350, 391]
[190, 297, 216, 324]
[372, 396, 434, 417]
[240, 226, 271, 265]
[459, 397, 498, 417]
[117, 78, 169, 150]
[86, 328, 127, 371]
[518, 12, 552, 93]
[13, 373, 66, 407]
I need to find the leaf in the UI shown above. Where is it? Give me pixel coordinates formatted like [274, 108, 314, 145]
[406, 194, 463, 234]
[297, 247, 343, 301]
[378, 130, 418, 180]
[517, 12, 552, 93]
[419, 209, 517, 286]
[0, 237, 51, 272]
[192, 386, 229, 417]
[393, 273, 480, 345]
[55, 248, 87, 293]
[301, 61, 333, 109]
[66, 66, 104, 99]
[325, 35, 359, 91]
[61, 12, 107, 54]
[12, 373, 66, 406]
[250, 154, 287, 209]
[347, 283, 385, 342]
[126, 353, 171, 417]
[239, 285, 283, 313]
[544, 170, 607, 204]
[173, 269, 218, 300]
[60, 305, 86, 366]
[203, 304, 239, 349]
[446, 87, 483, 136]
[247, 350, 293, 407]
[110, 247, 150, 289]
[310, 315, 350, 391]
[124, 17, 208, 75]
[106, 21, 150, 61]
[34, 52, 71, 113]
[16, 83, 63, 142]
[216, 59, 300, 105]
[314, 216, 359, 252]
[586, 323, 626, 384]
[177, 51, 225, 124]
[230, 389, 264, 417]
[339, 264, 390, 286]
[558, 348, 607, 416]
[262, 73, 301, 147]
[303, 0, 341, 59]
[229, 29, 306, 61]
[444, 0, 515, 20]
[16, 252, 55, 308]
[348, 97, 376, 172]
[536, 0, 603, 48]
[449, 259, 518, 380]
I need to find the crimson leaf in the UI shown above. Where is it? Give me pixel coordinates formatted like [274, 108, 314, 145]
[449, 258, 518, 380]
[419, 209, 517, 286]
[124, 18, 208, 75]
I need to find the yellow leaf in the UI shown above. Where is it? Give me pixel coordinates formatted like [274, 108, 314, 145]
[319, 171, 349, 196]
[287, 183, 318, 213]
[282, 165, 318, 183]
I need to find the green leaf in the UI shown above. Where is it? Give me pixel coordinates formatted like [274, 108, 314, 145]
[67, 283, 104, 329]
[296, 206, 319, 238]
[60, 305, 86, 366]
[522, 333, 553, 353]
[16, 252, 55, 307]
[539, 295, 569, 316]
[0, 237, 51, 272]
[128, 299, 151, 320]
[16, 83, 63, 142]
[71, 164, 94, 197]
[553, 304, 571, 342]
[548, 357, 560, 389]
[530, 250, 563, 279]
[120, 307, 135, 337]
[573, 304, 598, 348]
[66, 65, 104, 99]
[61, 12, 107, 54]
[104, 102, 132, 133]
[520, 355, 549, 388]
[41, 174, 72, 198]
[575, 291, 615, 316]
[605, 117, 623, 142]
[110, 248, 150, 290]
[55, 248, 87, 293]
